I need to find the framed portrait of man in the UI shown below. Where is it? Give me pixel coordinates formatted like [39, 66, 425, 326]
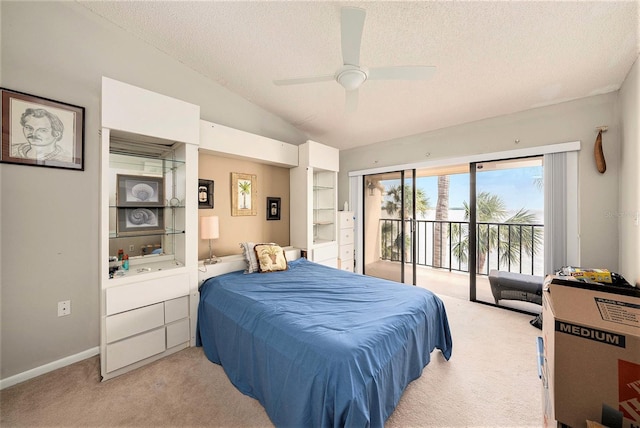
[0, 88, 85, 171]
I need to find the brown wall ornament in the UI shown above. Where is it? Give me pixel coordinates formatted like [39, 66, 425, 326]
[594, 127, 607, 174]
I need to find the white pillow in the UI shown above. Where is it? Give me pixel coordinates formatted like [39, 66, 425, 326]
[239, 242, 259, 274]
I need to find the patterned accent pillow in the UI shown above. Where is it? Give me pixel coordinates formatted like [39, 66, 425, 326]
[239, 242, 260, 274]
[254, 244, 288, 273]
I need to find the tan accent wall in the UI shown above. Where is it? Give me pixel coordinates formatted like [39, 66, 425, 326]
[198, 153, 290, 259]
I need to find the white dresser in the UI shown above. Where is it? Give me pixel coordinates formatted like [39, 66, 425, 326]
[337, 211, 354, 272]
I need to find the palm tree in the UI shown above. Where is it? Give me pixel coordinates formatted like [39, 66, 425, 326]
[433, 176, 450, 268]
[382, 184, 429, 261]
[383, 184, 429, 218]
[451, 191, 542, 274]
[238, 180, 251, 209]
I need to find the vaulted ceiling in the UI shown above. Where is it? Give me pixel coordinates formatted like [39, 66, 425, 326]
[77, 1, 639, 150]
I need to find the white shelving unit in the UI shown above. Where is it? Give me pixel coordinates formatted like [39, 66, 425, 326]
[99, 77, 199, 380]
[290, 141, 339, 267]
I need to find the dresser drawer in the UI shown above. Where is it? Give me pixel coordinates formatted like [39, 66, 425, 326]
[338, 243, 353, 261]
[106, 328, 165, 373]
[106, 303, 164, 343]
[339, 260, 354, 272]
[338, 212, 353, 229]
[106, 273, 189, 315]
[339, 228, 354, 245]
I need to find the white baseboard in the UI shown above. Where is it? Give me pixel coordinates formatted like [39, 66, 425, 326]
[0, 347, 99, 390]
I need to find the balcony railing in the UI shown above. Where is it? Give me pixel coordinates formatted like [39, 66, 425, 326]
[379, 219, 544, 276]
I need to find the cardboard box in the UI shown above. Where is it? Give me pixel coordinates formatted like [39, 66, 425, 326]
[542, 277, 640, 428]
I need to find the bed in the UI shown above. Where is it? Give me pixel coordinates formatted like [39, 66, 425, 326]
[197, 257, 452, 427]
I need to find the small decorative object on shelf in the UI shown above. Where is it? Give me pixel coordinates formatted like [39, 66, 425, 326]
[117, 174, 164, 207]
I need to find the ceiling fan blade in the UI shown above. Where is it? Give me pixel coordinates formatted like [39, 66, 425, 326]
[273, 75, 335, 86]
[345, 89, 359, 113]
[341, 7, 366, 66]
[368, 66, 436, 81]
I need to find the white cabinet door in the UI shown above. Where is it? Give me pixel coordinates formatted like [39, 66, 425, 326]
[166, 319, 190, 349]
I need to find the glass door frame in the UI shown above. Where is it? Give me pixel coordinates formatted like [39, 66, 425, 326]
[362, 169, 417, 285]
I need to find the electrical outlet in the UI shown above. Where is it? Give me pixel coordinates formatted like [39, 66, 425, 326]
[129, 244, 135, 252]
[58, 300, 71, 317]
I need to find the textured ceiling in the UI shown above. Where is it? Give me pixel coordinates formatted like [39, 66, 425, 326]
[77, 1, 639, 150]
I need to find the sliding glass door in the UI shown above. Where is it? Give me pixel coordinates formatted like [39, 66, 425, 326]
[360, 156, 544, 315]
[471, 157, 544, 309]
[363, 170, 415, 285]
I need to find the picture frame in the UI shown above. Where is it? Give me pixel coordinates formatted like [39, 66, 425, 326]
[267, 197, 281, 221]
[116, 207, 165, 236]
[231, 172, 257, 216]
[117, 174, 164, 207]
[198, 179, 214, 209]
[0, 87, 84, 171]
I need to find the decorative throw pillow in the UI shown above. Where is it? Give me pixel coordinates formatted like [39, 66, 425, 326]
[254, 244, 288, 273]
[239, 242, 260, 274]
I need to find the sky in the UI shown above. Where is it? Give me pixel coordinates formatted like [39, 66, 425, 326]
[381, 165, 544, 213]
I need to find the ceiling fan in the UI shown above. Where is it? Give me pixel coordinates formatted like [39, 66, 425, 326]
[273, 7, 436, 112]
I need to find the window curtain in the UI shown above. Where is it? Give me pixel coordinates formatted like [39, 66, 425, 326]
[543, 151, 579, 274]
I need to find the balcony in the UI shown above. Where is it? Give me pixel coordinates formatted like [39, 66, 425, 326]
[366, 219, 544, 313]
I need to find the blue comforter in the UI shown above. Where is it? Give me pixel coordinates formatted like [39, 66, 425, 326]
[197, 258, 452, 427]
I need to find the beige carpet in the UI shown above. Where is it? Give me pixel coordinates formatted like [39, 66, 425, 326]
[0, 294, 543, 427]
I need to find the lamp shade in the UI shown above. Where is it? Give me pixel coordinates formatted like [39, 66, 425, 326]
[200, 216, 220, 240]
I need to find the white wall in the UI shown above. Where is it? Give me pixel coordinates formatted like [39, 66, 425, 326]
[0, 1, 306, 380]
[617, 57, 640, 285]
[339, 91, 633, 279]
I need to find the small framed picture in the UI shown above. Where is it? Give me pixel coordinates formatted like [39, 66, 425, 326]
[117, 207, 165, 236]
[0, 87, 84, 170]
[267, 197, 281, 221]
[198, 179, 214, 209]
[117, 174, 164, 207]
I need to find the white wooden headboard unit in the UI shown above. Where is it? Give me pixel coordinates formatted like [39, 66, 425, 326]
[198, 246, 301, 285]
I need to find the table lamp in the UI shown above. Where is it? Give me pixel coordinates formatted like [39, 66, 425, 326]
[200, 215, 220, 264]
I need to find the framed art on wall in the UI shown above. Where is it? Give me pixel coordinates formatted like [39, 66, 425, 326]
[0, 87, 85, 170]
[198, 179, 214, 209]
[231, 172, 257, 216]
[116, 207, 165, 236]
[117, 174, 164, 207]
[267, 197, 281, 221]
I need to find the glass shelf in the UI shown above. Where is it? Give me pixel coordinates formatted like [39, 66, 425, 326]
[109, 152, 185, 174]
[109, 205, 186, 209]
[109, 229, 185, 239]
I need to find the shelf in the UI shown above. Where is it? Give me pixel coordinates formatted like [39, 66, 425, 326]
[109, 229, 185, 239]
[109, 205, 186, 209]
[109, 257, 185, 280]
[313, 185, 334, 191]
[109, 152, 185, 174]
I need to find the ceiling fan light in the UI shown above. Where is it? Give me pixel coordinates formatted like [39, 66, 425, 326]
[337, 69, 367, 91]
